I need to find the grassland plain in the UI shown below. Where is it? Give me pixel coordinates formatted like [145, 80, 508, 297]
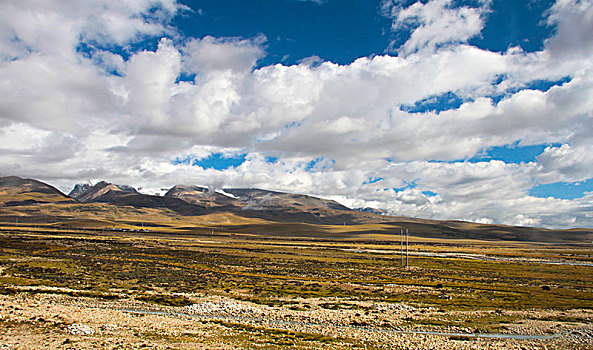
[0, 226, 592, 349]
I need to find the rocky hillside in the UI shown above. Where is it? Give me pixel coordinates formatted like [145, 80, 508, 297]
[69, 181, 208, 216]
[69, 181, 138, 202]
[165, 186, 350, 211]
[164, 185, 240, 208]
[165, 186, 363, 224]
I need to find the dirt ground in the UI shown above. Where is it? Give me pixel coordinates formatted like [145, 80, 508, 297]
[1, 292, 592, 350]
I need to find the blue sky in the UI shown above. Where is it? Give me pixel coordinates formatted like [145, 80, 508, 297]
[1, 0, 593, 228]
[172, 0, 556, 65]
[174, 0, 393, 66]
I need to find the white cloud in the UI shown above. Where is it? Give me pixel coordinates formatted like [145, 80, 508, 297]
[318, 116, 363, 134]
[383, 0, 490, 55]
[545, 0, 593, 61]
[536, 144, 593, 184]
[125, 38, 182, 131]
[0, 123, 54, 154]
[1, 0, 593, 229]
[182, 35, 266, 79]
[0, 1, 184, 58]
[0, 53, 120, 132]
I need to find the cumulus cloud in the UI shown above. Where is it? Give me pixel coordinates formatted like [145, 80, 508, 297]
[536, 144, 593, 184]
[125, 38, 182, 131]
[0, 1, 183, 58]
[0, 0, 186, 134]
[182, 35, 266, 78]
[382, 0, 490, 55]
[1, 0, 593, 228]
[545, 0, 593, 61]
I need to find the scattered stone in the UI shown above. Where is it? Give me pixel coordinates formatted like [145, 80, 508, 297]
[100, 323, 118, 332]
[181, 299, 263, 316]
[68, 323, 94, 335]
[1, 288, 592, 349]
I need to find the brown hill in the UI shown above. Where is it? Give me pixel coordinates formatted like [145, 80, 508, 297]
[0, 176, 75, 206]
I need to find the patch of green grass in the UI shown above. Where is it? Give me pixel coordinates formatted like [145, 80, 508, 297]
[530, 315, 592, 324]
[1, 230, 592, 314]
[234, 295, 286, 307]
[0, 285, 120, 299]
[137, 294, 193, 307]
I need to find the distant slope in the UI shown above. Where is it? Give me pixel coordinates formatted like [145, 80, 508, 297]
[68, 183, 93, 199]
[165, 186, 365, 224]
[376, 219, 593, 243]
[164, 185, 240, 208]
[226, 188, 362, 225]
[0, 176, 75, 206]
[165, 186, 350, 211]
[223, 188, 351, 211]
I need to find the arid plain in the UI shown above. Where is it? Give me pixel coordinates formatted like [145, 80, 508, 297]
[0, 176, 592, 349]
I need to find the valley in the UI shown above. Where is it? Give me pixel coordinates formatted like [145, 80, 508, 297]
[0, 176, 592, 349]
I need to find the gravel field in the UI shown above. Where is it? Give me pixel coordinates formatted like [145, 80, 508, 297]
[1, 292, 592, 349]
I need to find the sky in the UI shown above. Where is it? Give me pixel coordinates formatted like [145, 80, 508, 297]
[1, 0, 593, 229]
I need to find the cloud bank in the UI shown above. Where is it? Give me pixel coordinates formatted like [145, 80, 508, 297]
[1, 0, 593, 228]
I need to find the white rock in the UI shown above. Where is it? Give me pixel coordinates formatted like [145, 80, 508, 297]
[100, 323, 118, 331]
[68, 323, 94, 335]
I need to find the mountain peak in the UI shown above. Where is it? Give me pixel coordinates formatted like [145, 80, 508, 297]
[68, 183, 92, 199]
[70, 181, 138, 202]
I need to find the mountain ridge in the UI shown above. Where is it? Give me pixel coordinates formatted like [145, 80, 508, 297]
[2, 176, 593, 243]
[66, 180, 209, 216]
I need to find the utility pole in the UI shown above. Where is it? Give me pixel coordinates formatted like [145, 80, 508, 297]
[400, 228, 404, 266]
[406, 228, 409, 268]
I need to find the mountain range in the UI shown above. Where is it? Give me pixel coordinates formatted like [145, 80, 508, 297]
[1, 175, 593, 243]
[67, 180, 368, 224]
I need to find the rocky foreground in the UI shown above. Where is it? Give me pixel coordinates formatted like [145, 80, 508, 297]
[1, 291, 592, 349]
